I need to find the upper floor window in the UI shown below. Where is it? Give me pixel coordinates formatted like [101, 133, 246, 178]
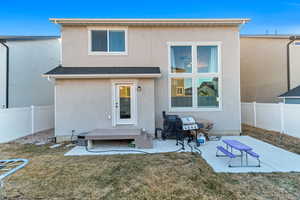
[88, 28, 127, 55]
[168, 42, 222, 111]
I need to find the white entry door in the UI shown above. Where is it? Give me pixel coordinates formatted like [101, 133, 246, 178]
[113, 83, 137, 125]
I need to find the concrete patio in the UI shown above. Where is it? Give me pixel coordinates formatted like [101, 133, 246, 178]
[201, 136, 300, 173]
[65, 136, 300, 173]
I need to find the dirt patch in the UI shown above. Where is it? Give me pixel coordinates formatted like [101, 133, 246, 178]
[242, 124, 300, 154]
[12, 129, 54, 145]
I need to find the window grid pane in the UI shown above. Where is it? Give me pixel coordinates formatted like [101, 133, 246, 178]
[197, 77, 219, 107]
[91, 30, 107, 51]
[171, 78, 193, 107]
[171, 46, 192, 73]
[197, 46, 218, 73]
[119, 86, 131, 119]
[109, 30, 125, 52]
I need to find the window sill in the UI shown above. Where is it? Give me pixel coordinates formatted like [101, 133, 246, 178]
[88, 51, 128, 56]
[112, 122, 137, 127]
[115, 122, 137, 125]
[169, 107, 222, 112]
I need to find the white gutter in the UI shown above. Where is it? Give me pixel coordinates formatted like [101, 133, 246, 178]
[42, 73, 161, 79]
[45, 75, 55, 83]
[278, 96, 300, 99]
[49, 18, 251, 26]
[49, 18, 250, 22]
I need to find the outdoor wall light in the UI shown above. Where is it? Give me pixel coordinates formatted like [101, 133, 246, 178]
[137, 86, 142, 92]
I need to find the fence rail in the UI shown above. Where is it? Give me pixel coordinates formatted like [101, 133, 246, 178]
[0, 105, 54, 143]
[1, 103, 299, 142]
[241, 102, 300, 138]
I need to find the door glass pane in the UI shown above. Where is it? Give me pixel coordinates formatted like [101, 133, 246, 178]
[171, 46, 192, 73]
[119, 86, 131, 119]
[171, 78, 192, 107]
[197, 77, 219, 107]
[91, 30, 107, 51]
[197, 46, 218, 73]
[109, 30, 125, 52]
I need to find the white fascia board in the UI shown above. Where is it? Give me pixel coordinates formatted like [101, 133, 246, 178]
[278, 96, 300, 99]
[42, 73, 161, 79]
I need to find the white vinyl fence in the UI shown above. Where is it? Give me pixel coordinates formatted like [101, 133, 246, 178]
[241, 102, 300, 138]
[0, 105, 54, 143]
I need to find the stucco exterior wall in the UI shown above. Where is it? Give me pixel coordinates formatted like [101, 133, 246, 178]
[241, 37, 300, 103]
[58, 25, 241, 136]
[5, 39, 60, 108]
[240, 37, 289, 103]
[0, 44, 6, 108]
[55, 79, 155, 137]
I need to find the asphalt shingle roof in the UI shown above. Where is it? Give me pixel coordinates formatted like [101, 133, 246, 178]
[279, 85, 300, 97]
[44, 66, 160, 75]
[0, 36, 59, 41]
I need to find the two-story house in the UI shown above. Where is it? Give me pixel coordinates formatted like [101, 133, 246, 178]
[44, 18, 249, 142]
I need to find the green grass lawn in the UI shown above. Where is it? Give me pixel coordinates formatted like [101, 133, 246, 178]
[1, 126, 300, 200]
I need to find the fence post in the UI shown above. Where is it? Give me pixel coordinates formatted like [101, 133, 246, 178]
[280, 102, 285, 134]
[31, 105, 35, 135]
[253, 101, 257, 127]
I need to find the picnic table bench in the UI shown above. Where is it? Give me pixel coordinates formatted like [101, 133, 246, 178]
[216, 139, 260, 167]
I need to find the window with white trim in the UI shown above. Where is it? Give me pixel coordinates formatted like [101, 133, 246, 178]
[169, 42, 221, 111]
[89, 28, 127, 54]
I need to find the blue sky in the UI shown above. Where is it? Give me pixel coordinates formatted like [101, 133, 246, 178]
[0, 0, 299, 36]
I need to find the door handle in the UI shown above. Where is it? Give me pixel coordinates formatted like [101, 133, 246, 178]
[115, 102, 119, 108]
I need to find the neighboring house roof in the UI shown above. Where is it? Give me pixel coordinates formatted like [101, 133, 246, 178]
[241, 34, 300, 39]
[278, 85, 300, 98]
[49, 18, 250, 27]
[44, 66, 161, 78]
[0, 36, 60, 41]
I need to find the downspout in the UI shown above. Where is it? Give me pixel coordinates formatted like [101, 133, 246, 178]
[0, 40, 9, 108]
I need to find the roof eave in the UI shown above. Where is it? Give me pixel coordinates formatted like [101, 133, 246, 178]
[278, 96, 300, 98]
[0, 36, 60, 41]
[42, 73, 161, 79]
[49, 18, 250, 26]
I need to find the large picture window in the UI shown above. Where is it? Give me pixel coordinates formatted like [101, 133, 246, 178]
[169, 42, 221, 111]
[89, 28, 127, 55]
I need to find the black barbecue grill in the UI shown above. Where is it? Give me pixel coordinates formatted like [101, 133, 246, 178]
[162, 111, 182, 139]
[161, 111, 204, 149]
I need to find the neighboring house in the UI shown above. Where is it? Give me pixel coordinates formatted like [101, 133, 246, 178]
[0, 36, 61, 108]
[278, 85, 300, 104]
[240, 35, 300, 103]
[43, 18, 249, 141]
